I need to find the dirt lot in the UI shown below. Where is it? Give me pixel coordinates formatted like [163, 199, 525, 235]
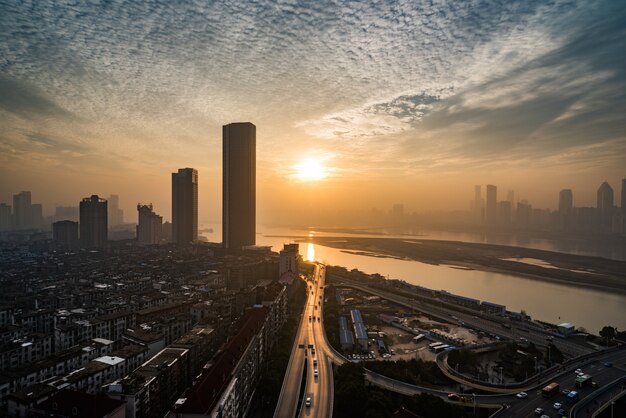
[336, 288, 496, 363]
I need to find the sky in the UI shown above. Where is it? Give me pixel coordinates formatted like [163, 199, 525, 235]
[0, 0, 625, 225]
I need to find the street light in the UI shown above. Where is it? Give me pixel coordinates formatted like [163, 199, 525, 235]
[611, 400, 615, 418]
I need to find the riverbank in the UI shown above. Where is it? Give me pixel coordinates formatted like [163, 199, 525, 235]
[305, 236, 626, 295]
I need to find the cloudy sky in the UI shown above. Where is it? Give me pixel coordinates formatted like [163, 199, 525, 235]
[0, 0, 624, 223]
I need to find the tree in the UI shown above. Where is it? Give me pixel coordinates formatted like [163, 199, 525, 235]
[599, 326, 617, 343]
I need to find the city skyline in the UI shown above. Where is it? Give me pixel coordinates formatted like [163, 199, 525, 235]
[0, 2, 625, 417]
[1, 175, 626, 230]
[1, 1, 625, 223]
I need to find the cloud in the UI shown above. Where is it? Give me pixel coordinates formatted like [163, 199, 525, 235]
[0, 0, 623, 185]
[0, 76, 74, 119]
[296, 93, 441, 139]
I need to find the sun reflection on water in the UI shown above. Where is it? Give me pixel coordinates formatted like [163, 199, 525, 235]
[306, 242, 315, 261]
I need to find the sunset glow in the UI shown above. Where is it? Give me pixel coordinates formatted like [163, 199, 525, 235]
[292, 158, 329, 182]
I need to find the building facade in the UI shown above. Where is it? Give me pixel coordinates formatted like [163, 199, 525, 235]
[597, 181, 614, 233]
[222, 122, 256, 249]
[136, 204, 162, 246]
[485, 184, 497, 226]
[12, 191, 31, 230]
[53, 220, 79, 249]
[172, 168, 198, 244]
[79, 195, 108, 248]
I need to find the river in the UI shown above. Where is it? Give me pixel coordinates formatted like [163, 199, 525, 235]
[200, 223, 626, 333]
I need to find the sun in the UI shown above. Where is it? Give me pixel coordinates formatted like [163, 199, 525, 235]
[292, 158, 329, 182]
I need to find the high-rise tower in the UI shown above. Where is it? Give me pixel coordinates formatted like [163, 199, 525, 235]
[597, 181, 614, 233]
[137, 204, 163, 245]
[79, 195, 108, 248]
[172, 168, 198, 244]
[12, 191, 32, 229]
[485, 185, 497, 226]
[622, 177, 626, 234]
[223, 122, 256, 249]
[559, 189, 573, 213]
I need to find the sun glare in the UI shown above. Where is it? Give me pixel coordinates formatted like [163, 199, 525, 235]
[292, 158, 329, 182]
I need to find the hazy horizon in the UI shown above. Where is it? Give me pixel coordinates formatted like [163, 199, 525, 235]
[1, 0, 625, 225]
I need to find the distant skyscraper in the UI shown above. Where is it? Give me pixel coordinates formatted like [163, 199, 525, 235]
[516, 201, 532, 227]
[622, 177, 626, 234]
[496, 201, 511, 226]
[597, 181, 614, 233]
[107, 194, 124, 227]
[30, 203, 43, 228]
[0, 203, 11, 231]
[485, 185, 497, 226]
[473, 185, 482, 224]
[137, 203, 163, 245]
[558, 189, 573, 231]
[223, 122, 256, 249]
[79, 195, 108, 248]
[172, 168, 198, 244]
[53, 220, 79, 249]
[559, 189, 573, 213]
[13, 191, 32, 229]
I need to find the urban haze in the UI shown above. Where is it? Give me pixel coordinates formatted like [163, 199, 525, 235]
[0, 1, 625, 418]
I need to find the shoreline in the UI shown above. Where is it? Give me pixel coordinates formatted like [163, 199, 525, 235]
[278, 235, 626, 296]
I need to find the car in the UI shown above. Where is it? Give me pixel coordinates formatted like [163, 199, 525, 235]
[317, 317, 320, 322]
[305, 397, 311, 407]
[447, 393, 460, 401]
[516, 392, 528, 399]
[604, 362, 613, 367]
[534, 408, 544, 415]
[308, 315, 311, 321]
[540, 415, 549, 418]
[314, 369, 318, 377]
[591, 381, 599, 388]
[553, 402, 562, 409]
[561, 389, 571, 395]
[575, 368, 583, 374]
[558, 408, 567, 416]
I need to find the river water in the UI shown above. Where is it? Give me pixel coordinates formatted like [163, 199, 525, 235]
[200, 224, 626, 333]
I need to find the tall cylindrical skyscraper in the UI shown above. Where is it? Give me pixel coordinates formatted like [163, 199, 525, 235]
[223, 122, 256, 249]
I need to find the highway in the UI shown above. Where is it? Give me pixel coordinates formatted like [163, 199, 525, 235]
[274, 264, 335, 418]
[325, 272, 626, 417]
[496, 349, 626, 418]
[300, 264, 334, 418]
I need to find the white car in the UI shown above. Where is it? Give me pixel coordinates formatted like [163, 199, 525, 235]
[314, 369, 319, 377]
[305, 397, 311, 407]
[534, 408, 544, 415]
[516, 392, 528, 399]
[553, 402, 562, 410]
[575, 368, 583, 375]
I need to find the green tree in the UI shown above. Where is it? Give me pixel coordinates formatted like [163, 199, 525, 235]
[599, 326, 617, 343]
